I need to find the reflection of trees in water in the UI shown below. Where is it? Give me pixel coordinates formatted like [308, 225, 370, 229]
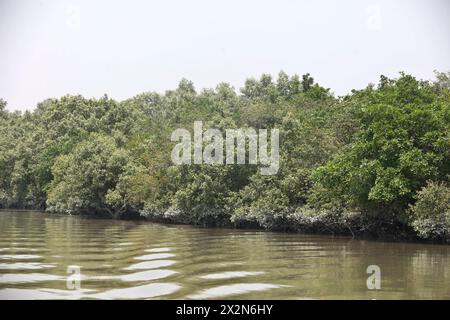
[408, 248, 450, 298]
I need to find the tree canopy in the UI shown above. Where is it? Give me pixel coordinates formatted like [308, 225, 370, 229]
[1, 71, 449, 242]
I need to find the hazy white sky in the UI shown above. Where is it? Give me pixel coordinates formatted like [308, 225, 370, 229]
[1, 0, 449, 111]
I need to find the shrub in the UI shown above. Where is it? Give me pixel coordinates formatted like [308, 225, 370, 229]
[410, 181, 450, 242]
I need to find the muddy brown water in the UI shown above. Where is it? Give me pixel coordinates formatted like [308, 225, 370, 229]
[0, 210, 449, 299]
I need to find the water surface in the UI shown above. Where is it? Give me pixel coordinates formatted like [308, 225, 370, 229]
[0, 210, 449, 299]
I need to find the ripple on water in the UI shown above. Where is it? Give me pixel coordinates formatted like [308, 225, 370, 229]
[145, 247, 172, 253]
[200, 271, 265, 280]
[0, 254, 42, 260]
[120, 269, 177, 282]
[188, 283, 287, 299]
[134, 253, 175, 261]
[92, 269, 177, 282]
[0, 248, 42, 252]
[124, 260, 176, 270]
[0, 273, 64, 284]
[91, 283, 181, 299]
[117, 242, 135, 246]
[0, 288, 96, 300]
[0, 262, 56, 270]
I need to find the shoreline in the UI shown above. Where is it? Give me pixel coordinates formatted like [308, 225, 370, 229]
[2, 208, 446, 245]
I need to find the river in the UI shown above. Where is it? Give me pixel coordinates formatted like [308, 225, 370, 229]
[0, 210, 449, 299]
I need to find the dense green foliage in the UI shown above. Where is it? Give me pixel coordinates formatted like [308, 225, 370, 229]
[410, 181, 450, 241]
[0, 72, 449, 242]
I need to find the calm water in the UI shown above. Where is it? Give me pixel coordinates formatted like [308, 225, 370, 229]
[0, 210, 449, 300]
